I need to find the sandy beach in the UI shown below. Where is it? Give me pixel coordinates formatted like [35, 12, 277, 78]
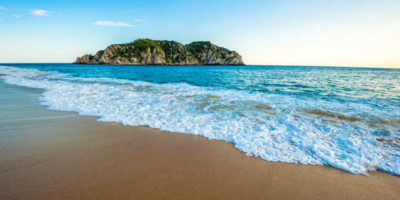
[0, 80, 399, 200]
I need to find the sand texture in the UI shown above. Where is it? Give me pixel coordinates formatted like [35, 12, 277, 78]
[0, 81, 399, 200]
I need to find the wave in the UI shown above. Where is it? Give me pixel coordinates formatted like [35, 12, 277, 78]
[1, 66, 399, 175]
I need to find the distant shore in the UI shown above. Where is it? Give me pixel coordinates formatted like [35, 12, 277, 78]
[0, 80, 399, 200]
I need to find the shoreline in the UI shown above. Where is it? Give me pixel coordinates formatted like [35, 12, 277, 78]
[0, 80, 399, 200]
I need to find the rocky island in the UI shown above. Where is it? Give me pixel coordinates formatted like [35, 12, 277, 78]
[74, 39, 244, 65]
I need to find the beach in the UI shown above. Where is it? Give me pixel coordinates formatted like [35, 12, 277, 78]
[1, 80, 399, 200]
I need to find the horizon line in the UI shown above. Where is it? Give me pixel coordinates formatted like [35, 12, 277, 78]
[1, 63, 399, 69]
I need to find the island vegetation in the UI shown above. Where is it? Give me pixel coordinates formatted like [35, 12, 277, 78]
[74, 39, 244, 65]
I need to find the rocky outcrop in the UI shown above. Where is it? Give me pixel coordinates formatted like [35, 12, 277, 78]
[74, 39, 244, 65]
[186, 41, 244, 65]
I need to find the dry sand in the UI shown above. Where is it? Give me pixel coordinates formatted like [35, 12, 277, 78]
[0, 81, 399, 200]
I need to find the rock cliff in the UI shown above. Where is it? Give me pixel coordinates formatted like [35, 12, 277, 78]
[74, 39, 244, 65]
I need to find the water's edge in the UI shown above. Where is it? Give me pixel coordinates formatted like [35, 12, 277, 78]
[1, 65, 399, 176]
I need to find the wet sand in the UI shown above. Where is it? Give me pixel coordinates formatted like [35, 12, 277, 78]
[0, 81, 399, 200]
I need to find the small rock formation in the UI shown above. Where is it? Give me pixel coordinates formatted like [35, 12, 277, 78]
[74, 39, 244, 65]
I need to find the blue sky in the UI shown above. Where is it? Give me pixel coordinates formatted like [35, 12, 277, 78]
[0, 0, 399, 68]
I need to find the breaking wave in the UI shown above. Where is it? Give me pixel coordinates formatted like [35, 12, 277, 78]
[1, 65, 399, 175]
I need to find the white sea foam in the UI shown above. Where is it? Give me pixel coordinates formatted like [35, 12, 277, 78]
[1, 66, 399, 175]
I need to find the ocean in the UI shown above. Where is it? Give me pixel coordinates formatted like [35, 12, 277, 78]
[0, 64, 399, 175]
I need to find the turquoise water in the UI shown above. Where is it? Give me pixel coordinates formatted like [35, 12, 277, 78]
[1, 64, 399, 175]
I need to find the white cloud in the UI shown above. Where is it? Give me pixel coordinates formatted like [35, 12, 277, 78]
[133, 19, 146, 22]
[94, 21, 136, 27]
[0, 6, 6, 10]
[30, 9, 50, 16]
[14, 14, 20, 18]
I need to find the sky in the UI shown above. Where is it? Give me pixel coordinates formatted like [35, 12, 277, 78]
[0, 0, 399, 68]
